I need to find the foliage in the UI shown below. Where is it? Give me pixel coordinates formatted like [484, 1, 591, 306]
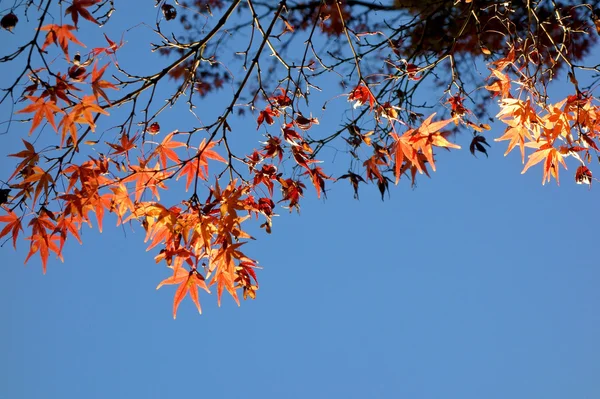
[1, 0, 599, 317]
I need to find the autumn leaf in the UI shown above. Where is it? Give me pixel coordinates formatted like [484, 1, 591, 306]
[70, 95, 109, 132]
[257, 107, 279, 129]
[65, 0, 101, 26]
[177, 139, 226, 190]
[338, 171, 365, 199]
[22, 166, 55, 205]
[348, 85, 375, 110]
[90, 62, 117, 105]
[107, 132, 138, 159]
[494, 122, 533, 163]
[39, 24, 85, 58]
[24, 212, 62, 274]
[407, 113, 460, 172]
[150, 132, 186, 169]
[157, 267, 210, 319]
[8, 139, 39, 181]
[0, 207, 23, 249]
[303, 166, 333, 199]
[16, 96, 62, 134]
[521, 145, 567, 185]
[470, 135, 490, 157]
[92, 33, 124, 58]
[485, 69, 511, 98]
[122, 162, 171, 201]
[390, 129, 420, 182]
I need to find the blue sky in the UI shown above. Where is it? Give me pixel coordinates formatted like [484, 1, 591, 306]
[1, 2, 599, 398]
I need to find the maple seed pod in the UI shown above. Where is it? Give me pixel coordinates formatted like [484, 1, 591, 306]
[147, 122, 160, 135]
[1, 12, 18, 32]
[162, 4, 177, 21]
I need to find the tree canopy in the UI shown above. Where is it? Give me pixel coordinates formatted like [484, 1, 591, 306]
[1, 0, 599, 317]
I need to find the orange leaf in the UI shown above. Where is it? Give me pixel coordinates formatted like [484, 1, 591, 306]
[521, 146, 567, 185]
[495, 123, 533, 163]
[8, 140, 39, 181]
[157, 267, 210, 319]
[150, 132, 186, 169]
[91, 62, 117, 105]
[177, 140, 225, 190]
[24, 213, 62, 274]
[39, 24, 85, 58]
[16, 96, 62, 134]
[70, 95, 109, 132]
[22, 166, 55, 205]
[0, 207, 23, 249]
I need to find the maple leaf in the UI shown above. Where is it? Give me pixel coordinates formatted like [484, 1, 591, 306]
[408, 113, 460, 172]
[16, 96, 62, 134]
[150, 132, 186, 169]
[303, 166, 333, 199]
[58, 112, 78, 147]
[282, 124, 304, 145]
[92, 33, 123, 57]
[8, 139, 39, 181]
[22, 166, 55, 205]
[521, 144, 567, 185]
[157, 267, 210, 319]
[90, 62, 117, 105]
[208, 242, 252, 307]
[0, 207, 23, 249]
[177, 139, 226, 190]
[109, 184, 135, 225]
[363, 149, 388, 183]
[279, 178, 304, 211]
[257, 107, 279, 129]
[269, 88, 292, 108]
[494, 121, 533, 163]
[291, 143, 317, 171]
[485, 69, 511, 98]
[469, 135, 490, 157]
[390, 129, 420, 183]
[70, 95, 109, 132]
[39, 24, 85, 58]
[107, 132, 138, 160]
[348, 85, 375, 110]
[65, 0, 100, 26]
[24, 212, 62, 274]
[252, 164, 278, 196]
[41, 73, 79, 104]
[338, 171, 365, 199]
[123, 162, 171, 201]
[489, 46, 516, 71]
[261, 135, 284, 162]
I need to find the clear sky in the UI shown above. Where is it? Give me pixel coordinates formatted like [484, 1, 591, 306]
[1, 3, 599, 399]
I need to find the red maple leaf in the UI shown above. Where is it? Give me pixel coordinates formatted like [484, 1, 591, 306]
[65, 0, 101, 26]
[0, 207, 23, 249]
[348, 85, 375, 110]
[39, 24, 85, 58]
[90, 62, 117, 105]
